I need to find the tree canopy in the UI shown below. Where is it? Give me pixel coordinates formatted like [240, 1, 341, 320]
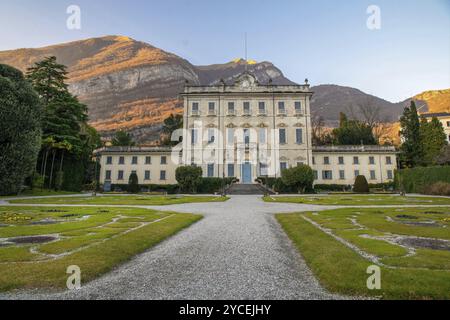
[0, 64, 42, 195]
[420, 116, 447, 165]
[111, 130, 136, 147]
[399, 101, 423, 167]
[281, 165, 315, 193]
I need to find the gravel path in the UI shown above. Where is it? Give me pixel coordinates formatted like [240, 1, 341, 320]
[0, 195, 351, 300]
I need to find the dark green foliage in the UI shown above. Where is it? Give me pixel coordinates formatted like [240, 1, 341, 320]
[353, 175, 369, 193]
[281, 165, 315, 193]
[128, 173, 139, 194]
[198, 178, 235, 194]
[161, 114, 183, 146]
[111, 130, 135, 147]
[175, 166, 203, 193]
[26, 57, 101, 192]
[422, 182, 450, 196]
[0, 64, 42, 195]
[332, 115, 377, 145]
[420, 117, 447, 165]
[436, 145, 450, 165]
[110, 184, 180, 194]
[314, 184, 352, 192]
[399, 101, 423, 167]
[258, 177, 297, 193]
[395, 166, 450, 193]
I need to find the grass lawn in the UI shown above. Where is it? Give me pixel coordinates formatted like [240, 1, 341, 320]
[0, 189, 78, 199]
[265, 194, 450, 206]
[276, 207, 450, 299]
[10, 195, 229, 205]
[0, 206, 201, 291]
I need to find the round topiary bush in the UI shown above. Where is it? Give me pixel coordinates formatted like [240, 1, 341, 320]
[353, 175, 369, 193]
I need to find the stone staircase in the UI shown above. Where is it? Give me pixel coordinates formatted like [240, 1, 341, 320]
[226, 183, 275, 195]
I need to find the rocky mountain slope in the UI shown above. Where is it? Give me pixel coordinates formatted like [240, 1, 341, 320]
[0, 35, 448, 143]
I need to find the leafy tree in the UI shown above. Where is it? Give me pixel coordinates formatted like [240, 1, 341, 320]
[27, 57, 100, 191]
[353, 175, 369, 193]
[161, 114, 183, 146]
[420, 117, 447, 165]
[399, 101, 423, 167]
[332, 112, 376, 145]
[112, 130, 136, 147]
[281, 165, 315, 193]
[176, 166, 203, 193]
[436, 145, 450, 165]
[0, 64, 42, 195]
[128, 172, 139, 193]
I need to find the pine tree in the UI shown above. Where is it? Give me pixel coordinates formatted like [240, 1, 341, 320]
[399, 101, 423, 167]
[420, 116, 447, 165]
[112, 130, 136, 147]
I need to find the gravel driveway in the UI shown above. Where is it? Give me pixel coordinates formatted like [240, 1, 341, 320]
[0, 195, 349, 300]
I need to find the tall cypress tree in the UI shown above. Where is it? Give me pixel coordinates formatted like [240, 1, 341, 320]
[420, 116, 447, 165]
[399, 101, 423, 167]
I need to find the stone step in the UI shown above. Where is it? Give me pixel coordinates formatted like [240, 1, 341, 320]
[226, 183, 274, 195]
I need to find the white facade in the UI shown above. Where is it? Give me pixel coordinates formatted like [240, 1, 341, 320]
[96, 72, 398, 188]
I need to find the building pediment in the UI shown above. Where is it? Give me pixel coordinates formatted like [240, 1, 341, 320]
[277, 123, 288, 128]
[234, 72, 259, 89]
[241, 123, 253, 128]
[226, 123, 237, 128]
[294, 123, 304, 127]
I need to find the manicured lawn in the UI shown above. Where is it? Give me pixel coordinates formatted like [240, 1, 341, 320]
[0, 189, 78, 199]
[10, 195, 229, 205]
[276, 207, 450, 299]
[0, 206, 201, 291]
[265, 194, 450, 206]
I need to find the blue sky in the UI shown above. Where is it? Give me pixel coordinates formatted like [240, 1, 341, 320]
[1, 0, 449, 102]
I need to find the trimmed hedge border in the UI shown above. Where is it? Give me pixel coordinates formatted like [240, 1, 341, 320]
[395, 166, 450, 193]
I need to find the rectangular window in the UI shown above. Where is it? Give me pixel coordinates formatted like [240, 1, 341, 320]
[258, 102, 266, 114]
[370, 170, 376, 180]
[208, 128, 215, 143]
[105, 170, 111, 180]
[386, 156, 392, 165]
[119, 156, 125, 165]
[338, 156, 344, 165]
[192, 102, 199, 114]
[228, 164, 235, 177]
[312, 157, 316, 165]
[145, 156, 152, 165]
[132, 156, 138, 165]
[160, 170, 166, 181]
[387, 170, 393, 180]
[161, 156, 167, 165]
[447, 121, 450, 127]
[244, 129, 250, 144]
[354, 170, 360, 177]
[339, 170, 345, 180]
[243, 102, 251, 115]
[296, 128, 303, 144]
[145, 170, 151, 180]
[259, 128, 267, 144]
[227, 128, 234, 145]
[228, 102, 235, 114]
[191, 129, 198, 145]
[278, 101, 286, 114]
[207, 164, 214, 177]
[324, 156, 330, 165]
[208, 102, 215, 114]
[313, 170, 318, 180]
[280, 162, 288, 171]
[369, 156, 375, 165]
[322, 170, 333, 180]
[279, 128, 287, 144]
[118, 170, 124, 180]
[260, 163, 268, 176]
[353, 156, 359, 165]
[295, 101, 302, 114]
[106, 156, 113, 165]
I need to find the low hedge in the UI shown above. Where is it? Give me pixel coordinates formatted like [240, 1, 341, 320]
[198, 177, 235, 194]
[110, 184, 179, 194]
[314, 184, 352, 192]
[395, 166, 450, 193]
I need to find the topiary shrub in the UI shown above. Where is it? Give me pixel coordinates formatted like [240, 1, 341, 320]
[353, 175, 369, 193]
[281, 165, 315, 194]
[0, 64, 42, 195]
[175, 166, 203, 193]
[128, 172, 139, 193]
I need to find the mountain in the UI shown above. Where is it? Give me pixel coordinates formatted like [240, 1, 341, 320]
[0, 35, 448, 143]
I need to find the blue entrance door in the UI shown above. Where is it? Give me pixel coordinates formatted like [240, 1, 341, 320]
[242, 163, 252, 184]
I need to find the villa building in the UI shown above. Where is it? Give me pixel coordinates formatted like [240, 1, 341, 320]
[96, 72, 398, 190]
